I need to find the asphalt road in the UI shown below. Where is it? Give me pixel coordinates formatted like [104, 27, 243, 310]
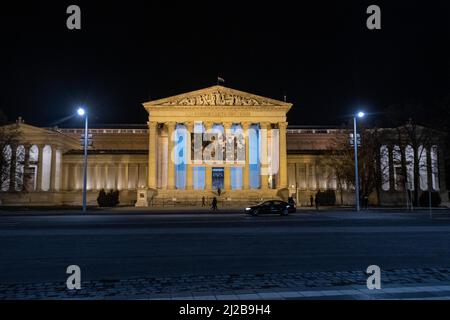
[1, 209, 450, 285]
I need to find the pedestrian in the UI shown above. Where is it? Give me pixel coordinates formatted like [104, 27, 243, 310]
[363, 194, 369, 210]
[310, 195, 314, 207]
[217, 187, 221, 196]
[211, 197, 218, 211]
[315, 193, 320, 210]
[288, 196, 295, 207]
[201, 196, 206, 207]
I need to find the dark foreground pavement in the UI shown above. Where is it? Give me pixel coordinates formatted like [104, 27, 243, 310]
[1, 209, 450, 299]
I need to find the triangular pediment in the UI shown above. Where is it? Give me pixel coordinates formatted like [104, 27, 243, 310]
[1, 122, 81, 150]
[143, 85, 291, 107]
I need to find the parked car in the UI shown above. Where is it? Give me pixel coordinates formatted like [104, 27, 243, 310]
[245, 200, 295, 216]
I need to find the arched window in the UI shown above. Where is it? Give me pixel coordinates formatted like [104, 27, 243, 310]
[41, 145, 52, 191]
[29, 145, 38, 162]
[405, 145, 414, 190]
[393, 145, 403, 190]
[28, 145, 39, 191]
[418, 145, 428, 191]
[380, 145, 390, 191]
[15, 145, 25, 191]
[431, 145, 439, 191]
[1, 145, 12, 191]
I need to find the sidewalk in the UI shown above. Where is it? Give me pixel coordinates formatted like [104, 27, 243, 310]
[0, 206, 246, 216]
[2, 267, 450, 300]
[1, 205, 449, 217]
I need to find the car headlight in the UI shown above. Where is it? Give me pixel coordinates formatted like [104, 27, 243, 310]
[286, 205, 290, 208]
[245, 207, 251, 211]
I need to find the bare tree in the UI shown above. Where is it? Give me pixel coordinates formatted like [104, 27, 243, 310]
[385, 102, 443, 206]
[324, 123, 385, 205]
[0, 112, 25, 192]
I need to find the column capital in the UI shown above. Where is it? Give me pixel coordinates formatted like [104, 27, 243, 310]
[222, 122, 233, 130]
[166, 121, 176, 129]
[148, 121, 158, 128]
[278, 122, 288, 129]
[184, 121, 195, 131]
[203, 121, 214, 129]
[259, 122, 271, 129]
[241, 122, 252, 130]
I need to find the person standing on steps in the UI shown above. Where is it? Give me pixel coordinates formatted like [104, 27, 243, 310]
[211, 197, 218, 212]
[201, 196, 206, 207]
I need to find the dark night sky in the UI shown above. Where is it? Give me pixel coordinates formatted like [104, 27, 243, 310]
[0, 1, 449, 127]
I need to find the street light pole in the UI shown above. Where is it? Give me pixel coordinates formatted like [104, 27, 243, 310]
[82, 113, 88, 212]
[77, 107, 88, 212]
[353, 116, 360, 212]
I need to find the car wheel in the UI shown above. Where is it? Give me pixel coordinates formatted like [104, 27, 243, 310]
[252, 209, 259, 216]
[281, 208, 288, 216]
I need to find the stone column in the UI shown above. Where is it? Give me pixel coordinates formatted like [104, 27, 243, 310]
[62, 163, 68, 191]
[242, 122, 251, 190]
[204, 121, 213, 190]
[147, 121, 158, 189]
[278, 122, 288, 189]
[8, 145, 17, 192]
[185, 122, 194, 190]
[91, 162, 96, 191]
[259, 122, 270, 190]
[388, 145, 395, 191]
[166, 122, 176, 190]
[50, 146, 57, 191]
[267, 125, 273, 189]
[36, 145, 44, 191]
[23, 145, 30, 191]
[124, 163, 129, 190]
[105, 164, 109, 190]
[426, 146, 433, 191]
[223, 122, 232, 191]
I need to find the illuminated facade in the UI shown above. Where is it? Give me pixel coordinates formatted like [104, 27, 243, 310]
[0, 86, 447, 207]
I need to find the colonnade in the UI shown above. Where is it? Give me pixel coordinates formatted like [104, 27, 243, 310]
[147, 121, 288, 191]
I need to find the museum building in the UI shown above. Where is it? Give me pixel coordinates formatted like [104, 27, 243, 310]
[0, 86, 447, 207]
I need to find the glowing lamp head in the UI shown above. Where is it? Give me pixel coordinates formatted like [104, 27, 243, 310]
[77, 108, 86, 116]
[357, 111, 365, 118]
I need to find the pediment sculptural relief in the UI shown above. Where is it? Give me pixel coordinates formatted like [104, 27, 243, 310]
[160, 91, 275, 106]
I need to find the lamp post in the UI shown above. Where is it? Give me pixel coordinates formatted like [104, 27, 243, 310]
[77, 107, 88, 212]
[353, 111, 365, 212]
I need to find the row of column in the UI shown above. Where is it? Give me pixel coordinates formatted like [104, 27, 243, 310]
[148, 121, 288, 190]
[4, 144, 60, 192]
[382, 144, 439, 191]
[288, 162, 338, 191]
[62, 162, 147, 191]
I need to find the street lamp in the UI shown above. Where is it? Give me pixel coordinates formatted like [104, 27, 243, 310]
[77, 107, 88, 212]
[353, 111, 365, 211]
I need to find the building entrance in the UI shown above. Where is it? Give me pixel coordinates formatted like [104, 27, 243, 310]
[212, 167, 224, 190]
